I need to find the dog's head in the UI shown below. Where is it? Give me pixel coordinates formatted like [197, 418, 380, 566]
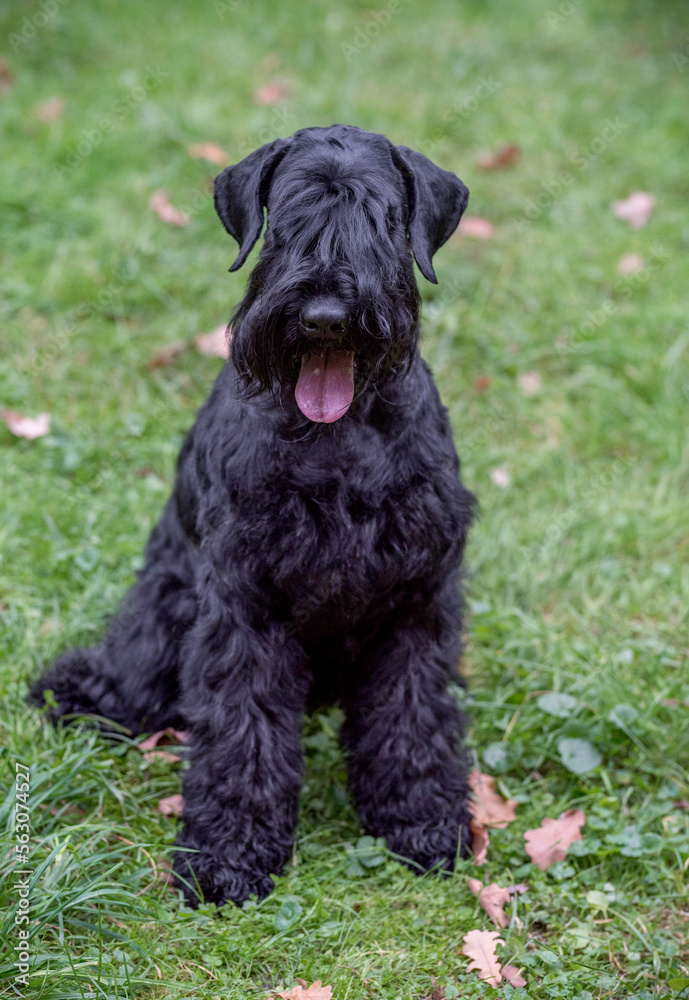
[214, 125, 468, 423]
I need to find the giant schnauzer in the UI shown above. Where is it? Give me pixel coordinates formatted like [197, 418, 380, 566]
[31, 124, 476, 907]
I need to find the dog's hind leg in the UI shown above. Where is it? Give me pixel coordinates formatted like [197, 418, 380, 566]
[29, 498, 198, 734]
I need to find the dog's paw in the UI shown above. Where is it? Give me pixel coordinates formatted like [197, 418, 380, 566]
[28, 651, 105, 722]
[172, 846, 275, 908]
[383, 814, 472, 873]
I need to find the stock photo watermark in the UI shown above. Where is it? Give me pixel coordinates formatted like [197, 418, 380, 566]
[8, 0, 70, 51]
[511, 117, 630, 231]
[341, 0, 412, 62]
[13, 762, 33, 994]
[53, 65, 170, 180]
[418, 77, 502, 160]
[556, 246, 669, 354]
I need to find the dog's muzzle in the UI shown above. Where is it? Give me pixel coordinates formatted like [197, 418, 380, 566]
[296, 297, 354, 423]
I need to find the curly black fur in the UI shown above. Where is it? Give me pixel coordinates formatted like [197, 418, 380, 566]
[30, 124, 476, 908]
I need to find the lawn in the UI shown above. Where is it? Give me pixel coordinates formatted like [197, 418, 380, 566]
[1, 0, 688, 997]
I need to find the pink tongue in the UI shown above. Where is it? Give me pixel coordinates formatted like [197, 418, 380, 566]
[295, 348, 355, 423]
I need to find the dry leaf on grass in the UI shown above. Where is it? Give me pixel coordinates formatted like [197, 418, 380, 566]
[503, 965, 527, 987]
[254, 77, 291, 105]
[469, 770, 518, 827]
[476, 143, 521, 170]
[2, 410, 51, 440]
[454, 216, 494, 239]
[0, 58, 14, 95]
[467, 878, 528, 928]
[490, 467, 510, 489]
[187, 142, 230, 166]
[611, 191, 655, 229]
[616, 252, 645, 275]
[138, 727, 190, 763]
[518, 371, 542, 396]
[158, 794, 184, 817]
[274, 980, 333, 1000]
[196, 324, 232, 359]
[33, 97, 65, 122]
[148, 341, 188, 369]
[470, 818, 490, 865]
[524, 808, 585, 871]
[474, 375, 491, 392]
[149, 190, 190, 228]
[461, 928, 504, 986]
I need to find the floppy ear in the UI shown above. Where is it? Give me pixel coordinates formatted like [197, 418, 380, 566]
[214, 138, 290, 272]
[392, 145, 469, 283]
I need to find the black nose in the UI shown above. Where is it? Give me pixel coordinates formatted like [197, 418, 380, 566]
[299, 297, 349, 340]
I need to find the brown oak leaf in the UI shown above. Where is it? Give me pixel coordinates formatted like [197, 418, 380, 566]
[138, 728, 189, 763]
[254, 77, 291, 105]
[461, 928, 504, 985]
[524, 808, 585, 871]
[274, 980, 333, 1000]
[187, 142, 230, 166]
[469, 771, 518, 828]
[2, 410, 51, 440]
[611, 191, 655, 229]
[33, 97, 65, 122]
[476, 143, 521, 170]
[467, 878, 528, 928]
[470, 819, 490, 865]
[158, 794, 184, 817]
[149, 190, 190, 228]
[503, 965, 527, 987]
[454, 216, 494, 239]
[196, 324, 232, 359]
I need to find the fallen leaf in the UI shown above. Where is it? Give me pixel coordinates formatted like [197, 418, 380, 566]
[2, 410, 51, 440]
[462, 928, 504, 986]
[158, 794, 184, 817]
[503, 965, 527, 987]
[33, 97, 65, 122]
[274, 980, 333, 1000]
[474, 375, 491, 392]
[490, 467, 510, 489]
[467, 878, 528, 928]
[476, 143, 521, 170]
[469, 770, 518, 827]
[674, 799, 689, 812]
[454, 216, 494, 239]
[470, 819, 490, 864]
[148, 341, 188, 369]
[196, 324, 232, 359]
[254, 77, 291, 105]
[139, 728, 190, 750]
[616, 252, 645, 275]
[524, 808, 586, 871]
[0, 59, 13, 95]
[611, 191, 655, 229]
[148, 190, 190, 228]
[518, 371, 542, 396]
[187, 142, 230, 166]
[139, 728, 189, 762]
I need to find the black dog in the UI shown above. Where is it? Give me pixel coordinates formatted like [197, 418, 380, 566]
[31, 124, 476, 907]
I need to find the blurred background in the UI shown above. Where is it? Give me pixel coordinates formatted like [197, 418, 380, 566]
[1, 0, 688, 997]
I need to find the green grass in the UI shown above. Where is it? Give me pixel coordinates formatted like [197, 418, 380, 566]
[1, 0, 688, 996]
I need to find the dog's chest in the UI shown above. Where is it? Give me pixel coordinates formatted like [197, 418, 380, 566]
[229, 424, 463, 621]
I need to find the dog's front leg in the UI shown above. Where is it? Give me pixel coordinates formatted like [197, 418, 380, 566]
[342, 604, 472, 874]
[173, 564, 310, 907]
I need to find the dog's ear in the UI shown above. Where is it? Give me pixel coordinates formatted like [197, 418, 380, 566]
[214, 138, 290, 272]
[392, 145, 469, 283]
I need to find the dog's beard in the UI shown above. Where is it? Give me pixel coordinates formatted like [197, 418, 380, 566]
[231, 291, 419, 422]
